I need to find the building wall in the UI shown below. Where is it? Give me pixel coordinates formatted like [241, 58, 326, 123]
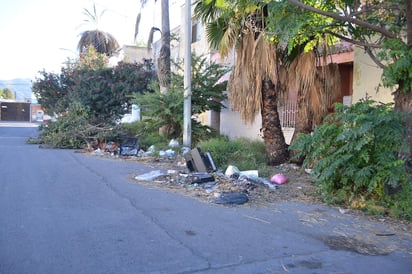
[121, 45, 153, 63]
[220, 100, 263, 140]
[352, 46, 393, 104]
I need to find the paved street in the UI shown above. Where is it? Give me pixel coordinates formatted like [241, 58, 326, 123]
[0, 122, 411, 274]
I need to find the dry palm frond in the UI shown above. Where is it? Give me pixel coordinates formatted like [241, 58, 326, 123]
[295, 51, 317, 97]
[308, 77, 326, 126]
[147, 27, 161, 49]
[78, 30, 119, 56]
[324, 62, 341, 107]
[228, 32, 284, 123]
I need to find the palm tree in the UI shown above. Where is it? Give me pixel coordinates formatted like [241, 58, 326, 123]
[195, 1, 289, 165]
[77, 4, 120, 57]
[195, 0, 339, 165]
[135, 0, 171, 94]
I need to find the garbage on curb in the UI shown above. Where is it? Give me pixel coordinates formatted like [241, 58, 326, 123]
[213, 192, 249, 205]
[270, 173, 288, 185]
[90, 143, 298, 205]
[119, 137, 139, 156]
[184, 147, 216, 173]
[134, 170, 166, 181]
[225, 165, 240, 177]
[168, 139, 179, 148]
[159, 149, 175, 158]
[190, 172, 215, 184]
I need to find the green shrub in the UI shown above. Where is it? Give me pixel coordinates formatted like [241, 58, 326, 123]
[389, 181, 412, 221]
[290, 100, 411, 219]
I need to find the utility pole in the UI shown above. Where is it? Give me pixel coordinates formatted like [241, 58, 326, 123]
[183, 0, 192, 148]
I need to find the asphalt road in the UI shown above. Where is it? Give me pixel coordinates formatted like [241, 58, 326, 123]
[0, 122, 411, 274]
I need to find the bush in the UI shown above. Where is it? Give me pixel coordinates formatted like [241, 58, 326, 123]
[290, 100, 411, 220]
[40, 103, 118, 149]
[40, 103, 92, 148]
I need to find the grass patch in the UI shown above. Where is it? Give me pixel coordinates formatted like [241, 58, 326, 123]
[197, 136, 270, 176]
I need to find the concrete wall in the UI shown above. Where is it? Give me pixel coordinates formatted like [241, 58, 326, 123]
[121, 45, 152, 63]
[352, 46, 393, 104]
[219, 100, 263, 141]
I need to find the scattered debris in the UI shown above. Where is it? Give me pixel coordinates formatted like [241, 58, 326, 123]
[135, 170, 166, 181]
[88, 143, 317, 206]
[184, 147, 216, 173]
[213, 192, 249, 205]
[168, 139, 179, 148]
[271, 173, 288, 185]
[225, 165, 240, 177]
[119, 137, 139, 156]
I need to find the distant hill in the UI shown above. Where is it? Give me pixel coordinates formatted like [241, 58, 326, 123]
[0, 78, 34, 102]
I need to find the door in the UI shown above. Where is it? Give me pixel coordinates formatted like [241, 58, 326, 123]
[0, 102, 30, 121]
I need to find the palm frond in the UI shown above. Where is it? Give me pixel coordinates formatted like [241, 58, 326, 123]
[194, 0, 223, 23]
[78, 30, 119, 56]
[82, 3, 106, 29]
[147, 27, 161, 48]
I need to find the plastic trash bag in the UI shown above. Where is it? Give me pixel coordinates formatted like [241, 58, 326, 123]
[135, 170, 165, 181]
[213, 192, 249, 205]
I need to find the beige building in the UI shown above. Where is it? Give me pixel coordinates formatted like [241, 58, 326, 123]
[353, 47, 393, 104]
[121, 45, 153, 63]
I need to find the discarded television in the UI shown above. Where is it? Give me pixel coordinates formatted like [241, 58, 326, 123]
[184, 147, 217, 173]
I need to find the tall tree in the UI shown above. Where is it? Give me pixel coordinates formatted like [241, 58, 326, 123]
[0, 88, 15, 100]
[274, 0, 412, 158]
[77, 4, 120, 56]
[195, 0, 290, 165]
[135, 0, 171, 94]
[195, 0, 340, 164]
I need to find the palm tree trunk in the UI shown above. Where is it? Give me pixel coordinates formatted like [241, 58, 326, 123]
[158, 0, 171, 94]
[261, 79, 289, 165]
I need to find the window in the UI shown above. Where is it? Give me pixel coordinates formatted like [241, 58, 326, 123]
[192, 20, 201, 43]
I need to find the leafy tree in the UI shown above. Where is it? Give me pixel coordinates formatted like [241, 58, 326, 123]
[73, 61, 156, 123]
[32, 68, 73, 114]
[132, 54, 227, 143]
[172, 54, 228, 115]
[0, 88, 15, 100]
[268, 0, 412, 158]
[33, 54, 156, 122]
[78, 4, 119, 56]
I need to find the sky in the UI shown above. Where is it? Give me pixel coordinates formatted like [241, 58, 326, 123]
[0, 0, 182, 80]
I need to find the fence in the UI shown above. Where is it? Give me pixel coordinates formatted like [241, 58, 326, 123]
[278, 100, 297, 128]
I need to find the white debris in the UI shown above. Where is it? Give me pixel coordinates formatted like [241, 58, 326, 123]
[135, 170, 165, 181]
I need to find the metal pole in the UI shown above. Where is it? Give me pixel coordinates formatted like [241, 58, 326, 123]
[183, 0, 192, 148]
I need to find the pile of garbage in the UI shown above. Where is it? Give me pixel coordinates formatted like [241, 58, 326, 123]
[134, 146, 289, 205]
[90, 138, 179, 158]
[87, 138, 292, 205]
